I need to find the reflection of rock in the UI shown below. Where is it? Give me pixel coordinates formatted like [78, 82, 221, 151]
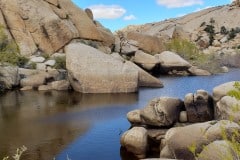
[0, 90, 138, 160]
[0, 91, 91, 160]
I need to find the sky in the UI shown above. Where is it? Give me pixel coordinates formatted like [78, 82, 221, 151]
[72, 0, 234, 32]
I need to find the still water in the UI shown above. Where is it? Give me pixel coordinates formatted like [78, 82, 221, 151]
[0, 69, 240, 160]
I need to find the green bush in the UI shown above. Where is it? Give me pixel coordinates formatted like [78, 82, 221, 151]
[53, 56, 66, 69]
[220, 26, 228, 35]
[0, 26, 28, 67]
[228, 28, 237, 40]
[227, 82, 240, 100]
[166, 38, 221, 73]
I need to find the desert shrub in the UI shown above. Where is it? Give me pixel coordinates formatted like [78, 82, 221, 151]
[53, 56, 66, 69]
[220, 26, 228, 35]
[188, 83, 240, 160]
[166, 38, 221, 73]
[227, 82, 240, 100]
[228, 28, 237, 40]
[27, 62, 37, 69]
[41, 52, 50, 60]
[203, 18, 216, 46]
[0, 26, 28, 67]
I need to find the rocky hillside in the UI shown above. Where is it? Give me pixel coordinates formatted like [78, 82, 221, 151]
[119, 1, 240, 68]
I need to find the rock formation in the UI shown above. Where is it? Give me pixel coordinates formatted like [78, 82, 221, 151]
[121, 81, 240, 159]
[0, 0, 115, 56]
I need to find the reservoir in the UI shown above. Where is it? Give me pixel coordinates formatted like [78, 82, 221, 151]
[0, 69, 239, 160]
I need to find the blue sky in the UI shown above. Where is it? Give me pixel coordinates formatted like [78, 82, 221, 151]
[72, 0, 233, 31]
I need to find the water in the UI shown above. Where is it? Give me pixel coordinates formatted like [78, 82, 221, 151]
[0, 69, 239, 160]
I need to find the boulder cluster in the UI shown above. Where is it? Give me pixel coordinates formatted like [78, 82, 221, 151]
[121, 81, 240, 160]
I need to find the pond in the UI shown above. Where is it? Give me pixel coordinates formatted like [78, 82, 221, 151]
[0, 69, 239, 160]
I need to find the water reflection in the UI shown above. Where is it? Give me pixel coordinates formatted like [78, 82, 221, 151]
[0, 91, 138, 160]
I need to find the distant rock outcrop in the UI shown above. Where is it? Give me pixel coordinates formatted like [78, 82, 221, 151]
[118, 2, 240, 68]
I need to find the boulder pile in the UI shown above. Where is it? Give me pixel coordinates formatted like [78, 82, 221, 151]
[121, 81, 240, 160]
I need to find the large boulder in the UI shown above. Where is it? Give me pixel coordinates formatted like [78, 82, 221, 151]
[120, 127, 148, 159]
[140, 97, 183, 127]
[213, 81, 239, 102]
[126, 32, 166, 54]
[160, 120, 240, 160]
[110, 53, 163, 88]
[0, 0, 114, 56]
[215, 96, 240, 123]
[0, 65, 20, 89]
[184, 90, 214, 123]
[155, 51, 192, 73]
[133, 50, 159, 71]
[65, 43, 138, 93]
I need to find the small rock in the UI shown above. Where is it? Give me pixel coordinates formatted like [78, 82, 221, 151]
[30, 57, 45, 63]
[179, 111, 188, 123]
[51, 80, 70, 91]
[221, 66, 229, 73]
[188, 66, 211, 76]
[51, 53, 66, 58]
[45, 60, 56, 66]
[127, 109, 142, 124]
[36, 63, 46, 70]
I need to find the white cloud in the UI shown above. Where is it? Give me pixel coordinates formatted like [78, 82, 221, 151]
[123, 14, 137, 20]
[157, 0, 204, 8]
[88, 4, 126, 19]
